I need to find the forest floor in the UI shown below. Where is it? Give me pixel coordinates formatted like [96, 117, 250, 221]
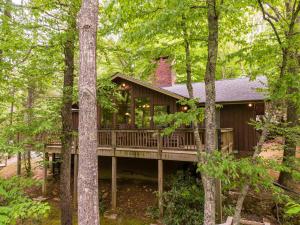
[0, 140, 299, 225]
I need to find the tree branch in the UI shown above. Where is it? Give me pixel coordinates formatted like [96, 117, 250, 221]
[257, 0, 283, 49]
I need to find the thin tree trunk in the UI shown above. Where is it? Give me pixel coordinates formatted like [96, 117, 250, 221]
[232, 114, 271, 225]
[24, 84, 34, 177]
[17, 152, 22, 175]
[77, 0, 100, 224]
[202, 0, 219, 224]
[60, 12, 76, 225]
[181, 15, 203, 155]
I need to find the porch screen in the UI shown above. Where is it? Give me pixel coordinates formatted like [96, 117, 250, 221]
[154, 105, 169, 128]
[117, 90, 131, 128]
[135, 97, 151, 128]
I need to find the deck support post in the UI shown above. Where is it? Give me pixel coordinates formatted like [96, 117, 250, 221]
[51, 153, 55, 175]
[158, 159, 163, 217]
[73, 154, 78, 207]
[42, 151, 48, 196]
[111, 156, 117, 211]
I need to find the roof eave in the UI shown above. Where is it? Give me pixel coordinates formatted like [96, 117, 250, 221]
[111, 73, 186, 101]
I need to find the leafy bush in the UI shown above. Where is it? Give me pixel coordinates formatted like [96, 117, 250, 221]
[0, 177, 50, 224]
[162, 170, 204, 225]
[99, 192, 107, 216]
[285, 201, 300, 217]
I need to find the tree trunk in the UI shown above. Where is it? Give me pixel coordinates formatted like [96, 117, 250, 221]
[181, 15, 203, 155]
[77, 0, 100, 224]
[278, 5, 300, 187]
[60, 13, 76, 225]
[202, 0, 219, 224]
[17, 152, 21, 175]
[24, 84, 34, 177]
[232, 115, 271, 225]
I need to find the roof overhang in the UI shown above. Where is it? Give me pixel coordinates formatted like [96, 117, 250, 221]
[111, 73, 186, 101]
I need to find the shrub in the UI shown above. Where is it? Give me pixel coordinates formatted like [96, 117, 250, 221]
[0, 177, 50, 224]
[162, 170, 204, 225]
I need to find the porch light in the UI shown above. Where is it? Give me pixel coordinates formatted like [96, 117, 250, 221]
[142, 104, 150, 109]
[248, 103, 253, 107]
[120, 83, 129, 89]
[183, 106, 188, 111]
[125, 112, 130, 116]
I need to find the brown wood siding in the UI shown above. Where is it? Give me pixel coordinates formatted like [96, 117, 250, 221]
[220, 103, 263, 153]
[72, 111, 79, 130]
[115, 79, 178, 113]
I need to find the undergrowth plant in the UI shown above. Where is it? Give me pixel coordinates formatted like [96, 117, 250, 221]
[162, 170, 204, 225]
[0, 176, 50, 225]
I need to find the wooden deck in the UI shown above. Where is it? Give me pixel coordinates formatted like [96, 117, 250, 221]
[45, 128, 234, 162]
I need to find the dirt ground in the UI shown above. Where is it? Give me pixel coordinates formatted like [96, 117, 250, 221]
[40, 177, 158, 225]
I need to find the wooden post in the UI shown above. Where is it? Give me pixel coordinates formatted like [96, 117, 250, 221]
[111, 156, 117, 211]
[157, 130, 162, 159]
[158, 159, 163, 217]
[73, 154, 78, 207]
[52, 153, 56, 175]
[42, 151, 48, 196]
[150, 96, 154, 128]
[130, 89, 135, 128]
[112, 131, 116, 149]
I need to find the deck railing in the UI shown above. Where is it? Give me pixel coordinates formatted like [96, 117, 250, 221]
[97, 128, 233, 153]
[46, 128, 233, 153]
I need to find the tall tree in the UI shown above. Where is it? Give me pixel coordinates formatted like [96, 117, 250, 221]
[202, 0, 219, 224]
[77, 0, 100, 224]
[255, 0, 300, 187]
[60, 2, 79, 225]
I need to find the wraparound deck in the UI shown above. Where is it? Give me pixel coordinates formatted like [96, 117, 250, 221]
[45, 128, 234, 162]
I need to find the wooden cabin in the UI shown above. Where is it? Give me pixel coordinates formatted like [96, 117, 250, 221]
[71, 72, 266, 156]
[45, 57, 267, 212]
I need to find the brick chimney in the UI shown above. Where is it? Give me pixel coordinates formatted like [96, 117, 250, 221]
[153, 57, 175, 87]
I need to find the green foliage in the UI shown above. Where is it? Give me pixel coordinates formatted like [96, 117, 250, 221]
[145, 206, 160, 220]
[197, 151, 283, 192]
[154, 99, 204, 135]
[285, 201, 300, 217]
[96, 76, 120, 113]
[0, 177, 50, 224]
[162, 170, 204, 225]
[99, 192, 107, 216]
[281, 199, 300, 225]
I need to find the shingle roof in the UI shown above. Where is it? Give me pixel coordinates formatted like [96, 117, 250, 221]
[162, 76, 267, 103]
